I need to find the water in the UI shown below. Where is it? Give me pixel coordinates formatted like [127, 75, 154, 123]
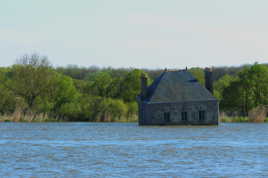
[0, 123, 268, 177]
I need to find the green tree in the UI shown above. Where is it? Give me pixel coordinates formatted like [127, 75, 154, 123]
[87, 71, 114, 97]
[0, 54, 80, 120]
[119, 69, 150, 102]
[213, 74, 238, 100]
[0, 68, 17, 114]
[2, 54, 53, 110]
[108, 99, 127, 121]
[50, 74, 80, 114]
[221, 80, 247, 114]
[221, 63, 268, 115]
[126, 102, 138, 121]
[189, 68, 205, 86]
[239, 64, 268, 106]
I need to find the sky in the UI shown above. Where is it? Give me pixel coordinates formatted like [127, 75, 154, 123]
[0, 0, 268, 69]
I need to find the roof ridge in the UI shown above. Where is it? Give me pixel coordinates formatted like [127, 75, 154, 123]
[146, 71, 167, 101]
[145, 70, 217, 102]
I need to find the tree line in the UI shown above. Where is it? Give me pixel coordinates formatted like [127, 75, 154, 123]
[0, 54, 267, 122]
[0, 54, 150, 122]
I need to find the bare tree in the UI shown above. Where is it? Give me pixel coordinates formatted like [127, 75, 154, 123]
[15, 53, 51, 68]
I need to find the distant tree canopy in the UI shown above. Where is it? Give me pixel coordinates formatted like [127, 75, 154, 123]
[0, 55, 79, 118]
[0, 54, 267, 121]
[0, 55, 152, 121]
[220, 63, 268, 115]
[213, 74, 238, 101]
[189, 68, 205, 86]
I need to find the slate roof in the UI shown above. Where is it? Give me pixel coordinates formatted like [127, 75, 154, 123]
[144, 70, 217, 103]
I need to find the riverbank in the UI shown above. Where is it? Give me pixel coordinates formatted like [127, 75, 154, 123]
[0, 114, 60, 122]
[220, 116, 268, 123]
[1, 115, 268, 123]
[0, 114, 138, 123]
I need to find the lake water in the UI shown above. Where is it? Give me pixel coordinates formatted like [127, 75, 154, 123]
[0, 123, 268, 177]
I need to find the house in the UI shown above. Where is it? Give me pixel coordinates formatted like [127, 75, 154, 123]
[137, 68, 219, 125]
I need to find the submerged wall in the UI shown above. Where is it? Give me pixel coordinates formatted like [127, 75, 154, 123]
[139, 100, 219, 125]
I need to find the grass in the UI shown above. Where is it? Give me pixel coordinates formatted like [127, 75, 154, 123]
[119, 116, 138, 122]
[96, 116, 138, 123]
[0, 111, 138, 123]
[1, 112, 266, 123]
[0, 113, 61, 122]
[221, 116, 268, 123]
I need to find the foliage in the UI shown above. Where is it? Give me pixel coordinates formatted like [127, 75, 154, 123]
[213, 74, 238, 100]
[220, 116, 250, 122]
[189, 68, 205, 86]
[118, 69, 150, 102]
[87, 71, 114, 97]
[248, 106, 267, 122]
[0, 69, 17, 114]
[0, 54, 80, 121]
[3, 55, 53, 109]
[221, 63, 268, 116]
[0, 54, 268, 122]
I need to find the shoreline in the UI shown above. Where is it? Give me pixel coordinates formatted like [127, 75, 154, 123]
[1, 116, 267, 123]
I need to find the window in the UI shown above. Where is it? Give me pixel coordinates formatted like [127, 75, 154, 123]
[181, 112, 188, 121]
[199, 111, 206, 121]
[164, 112, 170, 122]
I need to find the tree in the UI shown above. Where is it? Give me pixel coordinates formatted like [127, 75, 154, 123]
[2, 54, 53, 110]
[49, 73, 80, 114]
[213, 74, 238, 100]
[0, 68, 17, 114]
[239, 64, 268, 107]
[1, 54, 80, 120]
[221, 80, 246, 114]
[221, 63, 268, 115]
[189, 68, 205, 86]
[87, 71, 114, 97]
[119, 69, 150, 102]
[126, 102, 138, 120]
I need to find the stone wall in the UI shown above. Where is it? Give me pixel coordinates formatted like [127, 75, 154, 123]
[140, 100, 219, 125]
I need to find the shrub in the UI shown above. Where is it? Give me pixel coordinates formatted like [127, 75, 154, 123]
[248, 106, 267, 122]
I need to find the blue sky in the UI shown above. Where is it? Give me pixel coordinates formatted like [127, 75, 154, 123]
[1, 0, 268, 68]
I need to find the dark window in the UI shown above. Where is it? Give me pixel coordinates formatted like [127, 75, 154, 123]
[181, 112, 188, 121]
[164, 112, 170, 122]
[199, 111, 206, 121]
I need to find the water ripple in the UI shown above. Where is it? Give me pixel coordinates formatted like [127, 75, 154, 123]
[0, 122, 267, 177]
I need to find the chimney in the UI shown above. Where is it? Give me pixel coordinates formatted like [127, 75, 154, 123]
[140, 74, 148, 100]
[205, 68, 213, 94]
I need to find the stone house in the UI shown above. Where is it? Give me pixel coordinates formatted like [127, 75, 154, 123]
[137, 69, 219, 125]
